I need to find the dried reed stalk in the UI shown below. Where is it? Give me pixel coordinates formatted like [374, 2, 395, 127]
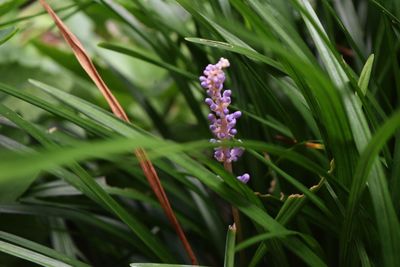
[38, 0, 197, 264]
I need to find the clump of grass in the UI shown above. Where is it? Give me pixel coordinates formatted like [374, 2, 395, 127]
[0, 0, 400, 267]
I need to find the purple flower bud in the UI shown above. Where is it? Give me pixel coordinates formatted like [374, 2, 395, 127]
[230, 129, 237, 135]
[227, 121, 236, 128]
[205, 98, 213, 105]
[222, 97, 231, 104]
[237, 173, 250, 184]
[223, 90, 231, 97]
[230, 147, 244, 159]
[214, 149, 225, 162]
[218, 58, 230, 68]
[208, 113, 216, 121]
[228, 147, 243, 162]
[233, 111, 242, 118]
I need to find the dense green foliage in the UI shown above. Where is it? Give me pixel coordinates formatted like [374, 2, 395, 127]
[1, 0, 400, 266]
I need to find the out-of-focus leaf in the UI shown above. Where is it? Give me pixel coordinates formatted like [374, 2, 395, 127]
[0, 27, 18, 46]
[99, 42, 197, 80]
[0, 0, 25, 15]
[0, 105, 39, 204]
[0, 240, 72, 267]
[358, 54, 374, 95]
[0, 231, 89, 267]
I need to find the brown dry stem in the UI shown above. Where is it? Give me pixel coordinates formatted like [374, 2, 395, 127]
[38, 0, 197, 264]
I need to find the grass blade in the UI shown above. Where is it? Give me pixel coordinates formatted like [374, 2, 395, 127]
[0, 240, 71, 267]
[185, 37, 284, 74]
[235, 230, 298, 252]
[98, 43, 197, 80]
[223, 224, 236, 267]
[344, 110, 400, 266]
[0, 105, 175, 262]
[358, 54, 375, 95]
[0, 231, 89, 267]
[0, 27, 18, 46]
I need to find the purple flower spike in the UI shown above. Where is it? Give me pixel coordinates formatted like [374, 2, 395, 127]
[200, 58, 250, 182]
[237, 173, 250, 184]
[199, 58, 243, 142]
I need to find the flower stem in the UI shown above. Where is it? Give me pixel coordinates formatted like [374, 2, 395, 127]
[224, 161, 245, 266]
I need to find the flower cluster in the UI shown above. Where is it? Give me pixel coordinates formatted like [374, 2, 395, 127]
[200, 58, 250, 184]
